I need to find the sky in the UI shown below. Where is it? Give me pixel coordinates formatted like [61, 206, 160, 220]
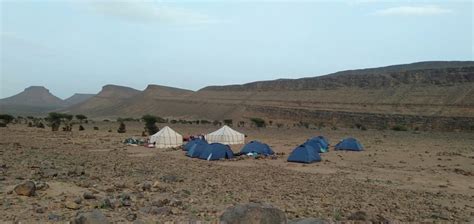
[1, 0, 473, 99]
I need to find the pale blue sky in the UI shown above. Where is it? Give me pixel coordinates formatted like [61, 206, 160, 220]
[1, 0, 472, 98]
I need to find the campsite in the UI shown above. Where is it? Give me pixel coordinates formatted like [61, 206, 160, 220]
[0, 120, 473, 223]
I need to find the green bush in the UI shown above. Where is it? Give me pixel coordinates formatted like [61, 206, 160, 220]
[117, 122, 126, 133]
[0, 114, 15, 125]
[223, 119, 233, 126]
[250, 118, 266, 128]
[392, 125, 408, 131]
[142, 115, 159, 135]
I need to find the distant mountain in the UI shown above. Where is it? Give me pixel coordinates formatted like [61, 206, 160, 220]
[61, 85, 141, 115]
[1, 86, 64, 107]
[4, 61, 474, 131]
[202, 61, 474, 91]
[64, 94, 95, 106]
[63, 61, 474, 122]
[0, 86, 95, 116]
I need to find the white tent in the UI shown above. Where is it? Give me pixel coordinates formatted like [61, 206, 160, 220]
[150, 126, 183, 148]
[205, 125, 245, 145]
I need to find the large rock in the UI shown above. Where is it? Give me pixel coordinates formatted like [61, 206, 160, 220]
[14, 181, 36, 196]
[72, 209, 109, 224]
[220, 203, 287, 224]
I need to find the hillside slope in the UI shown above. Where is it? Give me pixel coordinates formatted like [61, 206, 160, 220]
[63, 62, 474, 125]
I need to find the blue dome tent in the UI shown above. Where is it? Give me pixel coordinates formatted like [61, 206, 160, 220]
[240, 141, 275, 156]
[186, 140, 209, 158]
[183, 138, 207, 151]
[287, 144, 321, 163]
[305, 137, 329, 153]
[335, 138, 364, 151]
[198, 143, 235, 161]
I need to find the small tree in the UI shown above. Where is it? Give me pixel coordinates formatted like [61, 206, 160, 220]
[142, 115, 159, 135]
[223, 119, 233, 126]
[79, 125, 85, 131]
[0, 114, 15, 127]
[250, 118, 266, 128]
[75, 114, 87, 123]
[117, 121, 126, 133]
[47, 112, 62, 131]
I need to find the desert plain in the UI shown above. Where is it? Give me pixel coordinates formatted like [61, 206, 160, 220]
[0, 121, 473, 223]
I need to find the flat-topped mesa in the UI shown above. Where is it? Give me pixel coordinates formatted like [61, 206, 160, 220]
[0, 85, 64, 107]
[142, 84, 194, 98]
[200, 61, 474, 91]
[97, 84, 141, 98]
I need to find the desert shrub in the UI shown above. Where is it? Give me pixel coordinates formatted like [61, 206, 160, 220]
[355, 123, 367, 131]
[75, 114, 87, 123]
[170, 120, 177, 124]
[250, 118, 266, 128]
[79, 125, 85, 131]
[46, 112, 62, 131]
[117, 122, 126, 133]
[212, 120, 221, 126]
[142, 115, 159, 135]
[28, 122, 33, 127]
[26, 116, 35, 120]
[237, 121, 245, 127]
[108, 129, 112, 132]
[276, 123, 284, 128]
[223, 119, 233, 126]
[156, 116, 167, 123]
[103, 119, 110, 122]
[200, 120, 211, 125]
[36, 122, 45, 129]
[392, 125, 408, 131]
[0, 114, 15, 126]
[298, 121, 309, 129]
[93, 126, 99, 130]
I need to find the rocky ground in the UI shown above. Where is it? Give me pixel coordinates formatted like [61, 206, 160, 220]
[0, 122, 473, 223]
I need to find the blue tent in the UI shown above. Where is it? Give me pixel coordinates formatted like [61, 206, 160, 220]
[287, 144, 321, 163]
[305, 136, 329, 153]
[315, 136, 329, 147]
[335, 138, 364, 151]
[183, 139, 208, 151]
[198, 143, 235, 161]
[240, 141, 275, 156]
[303, 139, 327, 153]
[186, 141, 208, 158]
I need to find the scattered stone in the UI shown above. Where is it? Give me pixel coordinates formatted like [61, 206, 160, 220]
[35, 206, 46, 213]
[220, 203, 287, 224]
[160, 174, 182, 183]
[348, 211, 368, 221]
[126, 213, 137, 221]
[169, 198, 182, 207]
[14, 181, 36, 196]
[74, 197, 83, 204]
[65, 201, 81, 210]
[288, 218, 329, 224]
[142, 181, 152, 191]
[48, 213, 63, 221]
[152, 198, 170, 207]
[35, 181, 49, 191]
[141, 206, 172, 216]
[83, 192, 96, 200]
[72, 209, 109, 224]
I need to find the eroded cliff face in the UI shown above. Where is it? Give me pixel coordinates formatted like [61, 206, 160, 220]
[59, 62, 474, 131]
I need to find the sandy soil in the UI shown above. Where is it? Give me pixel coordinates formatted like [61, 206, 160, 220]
[0, 121, 473, 223]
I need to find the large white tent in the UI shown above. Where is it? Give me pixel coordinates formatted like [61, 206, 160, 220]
[150, 126, 183, 148]
[205, 125, 245, 145]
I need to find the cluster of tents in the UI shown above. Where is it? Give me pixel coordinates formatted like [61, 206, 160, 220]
[139, 124, 364, 163]
[287, 137, 364, 163]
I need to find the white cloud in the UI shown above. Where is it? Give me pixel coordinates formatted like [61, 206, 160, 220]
[372, 5, 453, 16]
[86, 0, 219, 25]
